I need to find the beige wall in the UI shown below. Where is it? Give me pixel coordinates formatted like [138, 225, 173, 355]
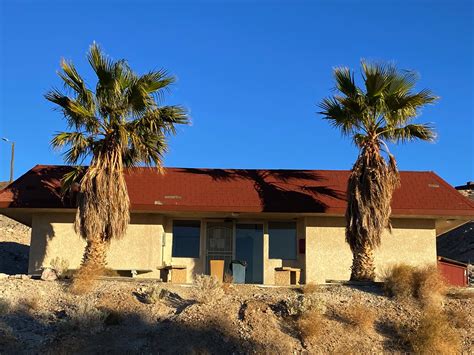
[305, 217, 437, 284]
[29, 212, 164, 278]
[29, 212, 437, 284]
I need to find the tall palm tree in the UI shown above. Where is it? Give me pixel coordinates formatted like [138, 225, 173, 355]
[319, 61, 437, 281]
[46, 43, 188, 283]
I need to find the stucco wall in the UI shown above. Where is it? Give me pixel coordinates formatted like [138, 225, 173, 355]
[305, 217, 437, 284]
[29, 212, 164, 278]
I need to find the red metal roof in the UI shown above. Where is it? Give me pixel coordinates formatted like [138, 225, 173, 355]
[0, 165, 473, 217]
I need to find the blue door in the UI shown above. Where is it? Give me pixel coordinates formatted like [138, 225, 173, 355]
[235, 224, 263, 284]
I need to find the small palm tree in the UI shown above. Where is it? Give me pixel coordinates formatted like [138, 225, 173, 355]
[319, 61, 437, 281]
[46, 43, 188, 286]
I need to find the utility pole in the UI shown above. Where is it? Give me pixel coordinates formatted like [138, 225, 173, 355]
[1, 138, 14, 183]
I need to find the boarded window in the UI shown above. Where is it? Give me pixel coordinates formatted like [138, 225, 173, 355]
[268, 222, 297, 260]
[172, 220, 201, 258]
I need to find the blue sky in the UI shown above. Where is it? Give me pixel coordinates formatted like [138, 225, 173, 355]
[0, 0, 472, 186]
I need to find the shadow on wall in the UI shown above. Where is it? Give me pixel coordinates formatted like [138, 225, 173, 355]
[178, 168, 345, 213]
[0, 242, 29, 274]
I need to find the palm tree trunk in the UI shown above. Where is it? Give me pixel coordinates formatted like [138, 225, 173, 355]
[350, 244, 376, 281]
[71, 234, 108, 294]
[82, 234, 108, 270]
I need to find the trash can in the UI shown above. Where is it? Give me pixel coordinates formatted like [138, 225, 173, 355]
[230, 260, 247, 284]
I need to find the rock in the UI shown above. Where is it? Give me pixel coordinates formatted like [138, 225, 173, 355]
[0, 273, 9, 279]
[41, 268, 58, 281]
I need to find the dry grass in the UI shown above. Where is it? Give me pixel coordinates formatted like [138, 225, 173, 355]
[222, 273, 233, 294]
[382, 264, 446, 306]
[297, 309, 325, 341]
[70, 264, 104, 295]
[284, 294, 326, 317]
[301, 283, 319, 294]
[413, 267, 446, 307]
[382, 264, 416, 300]
[446, 308, 470, 329]
[18, 297, 40, 313]
[407, 308, 461, 354]
[192, 274, 224, 304]
[60, 297, 107, 334]
[342, 304, 375, 332]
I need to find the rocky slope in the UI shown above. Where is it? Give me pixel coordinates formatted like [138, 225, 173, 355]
[0, 279, 472, 354]
[0, 215, 30, 275]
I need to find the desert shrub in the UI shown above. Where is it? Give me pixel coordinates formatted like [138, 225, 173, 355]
[383, 264, 446, 306]
[383, 264, 416, 300]
[222, 273, 233, 294]
[284, 294, 326, 317]
[446, 308, 470, 329]
[408, 308, 460, 354]
[18, 296, 40, 313]
[413, 266, 446, 307]
[61, 298, 107, 334]
[301, 283, 319, 294]
[297, 308, 325, 341]
[49, 257, 70, 279]
[142, 285, 169, 304]
[342, 304, 375, 332]
[192, 274, 224, 304]
[0, 298, 11, 314]
[69, 264, 103, 295]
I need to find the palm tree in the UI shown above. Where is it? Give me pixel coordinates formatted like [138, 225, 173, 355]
[319, 61, 437, 281]
[46, 43, 188, 285]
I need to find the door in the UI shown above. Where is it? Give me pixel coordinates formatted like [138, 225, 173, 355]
[206, 222, 233, 274]
[235, 223, 263, 284]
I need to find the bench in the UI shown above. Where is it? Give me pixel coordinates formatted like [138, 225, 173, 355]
[112, 269, 153, 278]
[274, 267, 301, 286]
[159, 265, 187, 284]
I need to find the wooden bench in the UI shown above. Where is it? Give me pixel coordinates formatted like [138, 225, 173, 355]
[274, 267, 301, 286]
[159, 265, 187, 284]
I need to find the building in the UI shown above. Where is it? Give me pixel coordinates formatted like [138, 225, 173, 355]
[0, 165, 473, 284]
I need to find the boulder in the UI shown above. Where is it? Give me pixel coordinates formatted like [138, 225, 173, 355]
[41, 268, 58, 281]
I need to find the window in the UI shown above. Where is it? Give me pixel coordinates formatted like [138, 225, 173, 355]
[172, 220, 201, 258]
[268, 222, 297, 260]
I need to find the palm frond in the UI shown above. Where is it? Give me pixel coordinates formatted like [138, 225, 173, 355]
[319, 97, 359, 136]
[361, 60, 393, 100]
[334, 67, 358, 98]
[381, 123, 436, 143]
[45, 89, 100, 132]
[51, 131, 94, 164]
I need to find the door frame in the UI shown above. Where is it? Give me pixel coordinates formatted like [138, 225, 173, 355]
[203, 219, 265, 282]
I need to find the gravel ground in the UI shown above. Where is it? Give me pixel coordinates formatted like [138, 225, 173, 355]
[0, 278, 472, 354]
